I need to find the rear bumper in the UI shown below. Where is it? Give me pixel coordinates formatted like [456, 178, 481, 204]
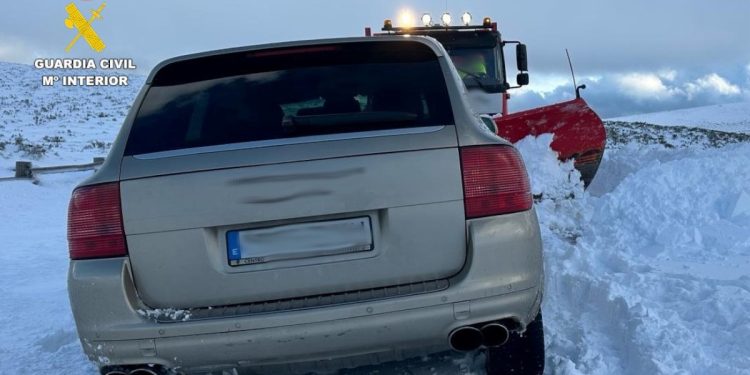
[94, 288, 540, 374]
[68, 209, 544, 373]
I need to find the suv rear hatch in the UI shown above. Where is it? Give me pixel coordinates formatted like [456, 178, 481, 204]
[119, 40, 468, 309]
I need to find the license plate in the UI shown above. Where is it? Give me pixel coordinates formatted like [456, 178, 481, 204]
[227, 217, 373, 266]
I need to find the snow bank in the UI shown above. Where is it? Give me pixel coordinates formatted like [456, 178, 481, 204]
[516, 134, 584, 200]
[520, 134, 750, 375]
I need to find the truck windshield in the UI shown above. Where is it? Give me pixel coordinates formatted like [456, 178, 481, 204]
[448, 48, 498, 81]
[125, 41, 454, 156]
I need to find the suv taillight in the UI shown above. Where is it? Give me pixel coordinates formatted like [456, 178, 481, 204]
[460, 145, 532, 219]
[67, 183, 127, 260]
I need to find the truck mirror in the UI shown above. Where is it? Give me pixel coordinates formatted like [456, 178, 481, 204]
[516, 44, 528, 72]
[516, 72, 529, 86]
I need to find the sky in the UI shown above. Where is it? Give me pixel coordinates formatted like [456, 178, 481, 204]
[1, 0, 749, 117]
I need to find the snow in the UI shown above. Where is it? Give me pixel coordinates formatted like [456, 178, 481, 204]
[519, 136, 750, 374]
[515, 134, 584, 199]
[1, 61, 750, 374]
[0, 61, 142, 176]
[0, 171, 98, 374]
[608, 101, 750, 133]
[137, 308, 192, 322]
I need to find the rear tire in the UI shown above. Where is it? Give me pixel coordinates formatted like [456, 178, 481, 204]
[485, 312, 545, 375]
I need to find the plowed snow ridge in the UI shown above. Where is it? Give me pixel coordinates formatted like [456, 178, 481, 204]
[518, 134, 750, 375]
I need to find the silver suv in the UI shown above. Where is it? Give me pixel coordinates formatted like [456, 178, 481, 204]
[67, 36, 544, 375]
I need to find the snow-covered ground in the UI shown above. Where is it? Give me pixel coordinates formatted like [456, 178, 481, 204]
[0, 62, 143, 176]
[0, 171, 97, 374]
[608, 101, 750, 133]
[523, 134, 750, 375]
[1, 61, 749, 374]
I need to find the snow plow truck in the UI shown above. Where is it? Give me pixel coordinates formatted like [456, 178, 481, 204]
[369, 12, 606, 186]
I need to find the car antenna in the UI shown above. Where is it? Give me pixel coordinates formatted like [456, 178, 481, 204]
[566, 48, 586, 99]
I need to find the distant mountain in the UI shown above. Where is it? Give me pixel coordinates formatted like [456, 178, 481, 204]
[608, 101, 750, 133]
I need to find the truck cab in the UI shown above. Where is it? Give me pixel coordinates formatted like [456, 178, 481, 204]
[378, 16, 521, 116]
[373, 14, 606, 186]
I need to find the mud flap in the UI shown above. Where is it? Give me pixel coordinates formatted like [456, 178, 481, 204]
[485, 312, 545, 375]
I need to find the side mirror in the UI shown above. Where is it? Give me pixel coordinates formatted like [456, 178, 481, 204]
[516, 72, 529, 86]
[516, 44, 528, 72]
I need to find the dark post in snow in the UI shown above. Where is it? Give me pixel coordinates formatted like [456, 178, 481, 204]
[15, 161, 32, 179]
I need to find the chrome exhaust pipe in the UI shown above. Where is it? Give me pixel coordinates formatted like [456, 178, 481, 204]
[129, 369, 160, 375]
[480, 322, 510, 347]
[448, 326, 483, 352]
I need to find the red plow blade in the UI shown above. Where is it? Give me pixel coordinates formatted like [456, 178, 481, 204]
[495, 98, 606, 186]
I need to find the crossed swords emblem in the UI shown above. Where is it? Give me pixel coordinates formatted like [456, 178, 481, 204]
[65, 2, 107, 52]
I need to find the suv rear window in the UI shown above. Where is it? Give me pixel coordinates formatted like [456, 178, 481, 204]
[125, 41, 454, 156]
